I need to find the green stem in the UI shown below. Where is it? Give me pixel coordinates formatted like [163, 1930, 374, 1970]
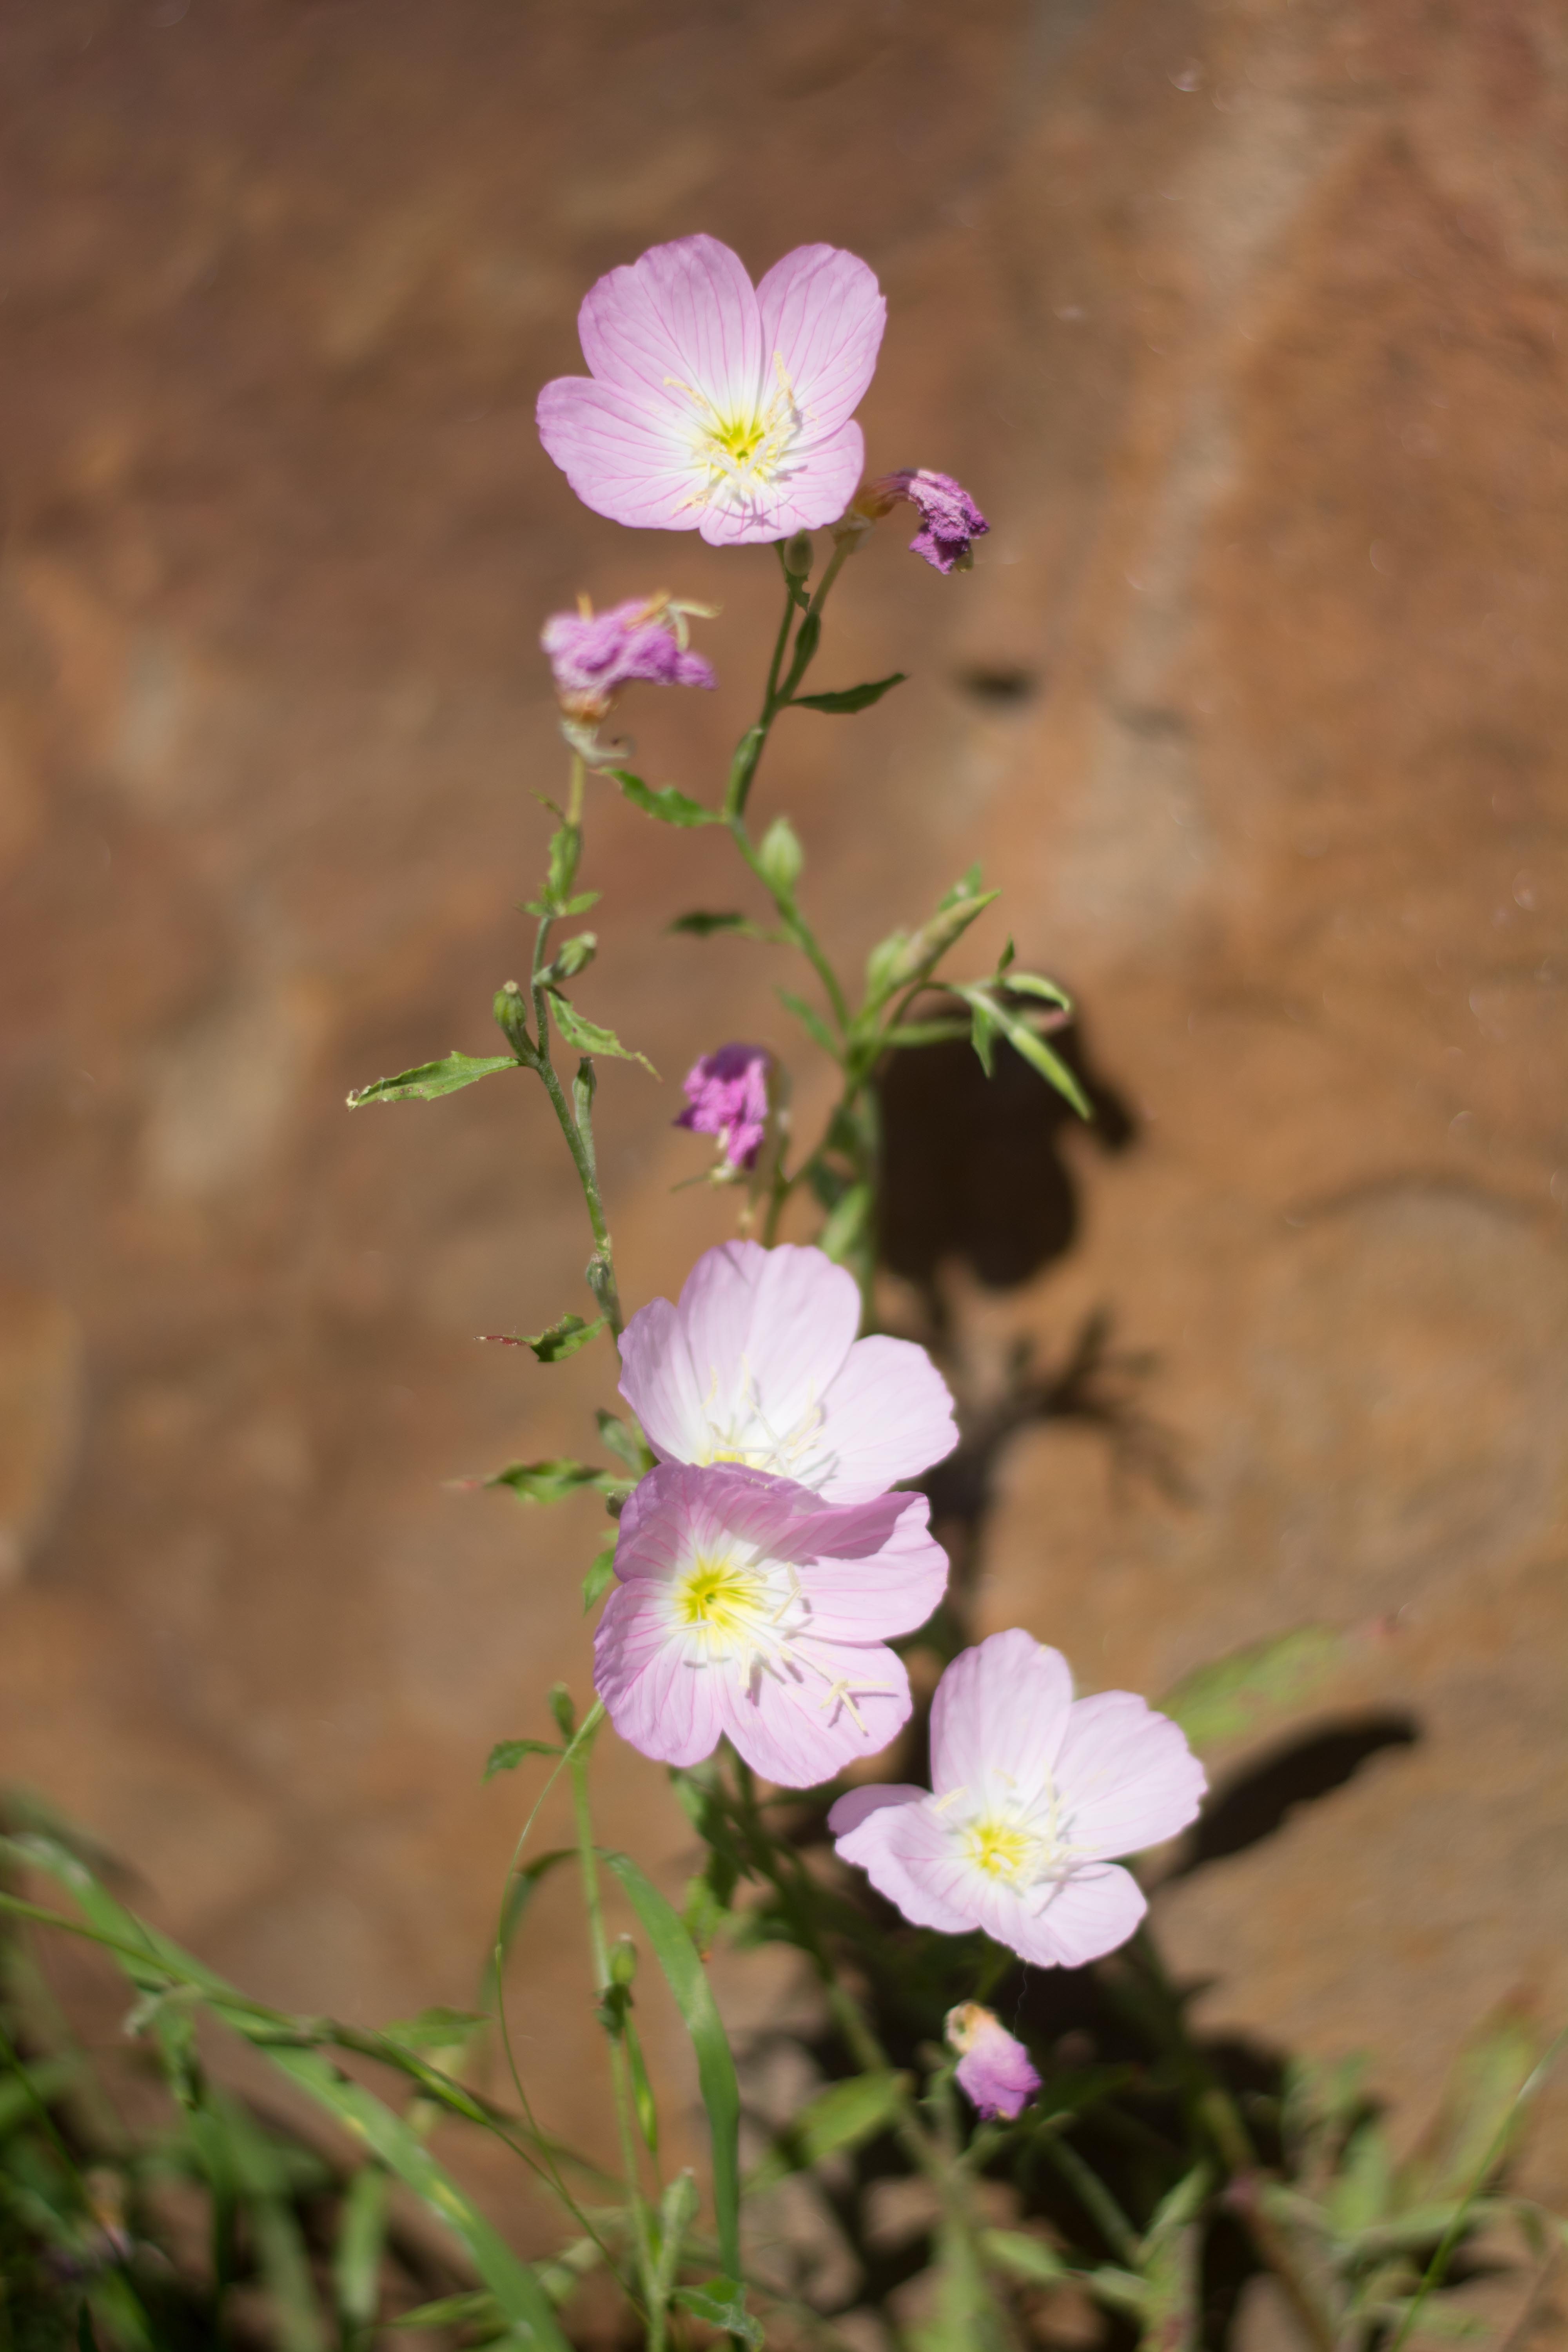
[516, 891, 625, 1341]
[568, 1726, 658, 2330]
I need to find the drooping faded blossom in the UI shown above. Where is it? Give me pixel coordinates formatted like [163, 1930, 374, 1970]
[829, 1630, 1205, 1966]
[541, 594, 715, 722]
[593, 1462, 947, 1784]
[858, 468, 989, 573]
[945, 2004, 1042, 2122]
[617, 1240, 956, 1504]
[675, 1043, 772, 1172]
[538, 235, 886, 545]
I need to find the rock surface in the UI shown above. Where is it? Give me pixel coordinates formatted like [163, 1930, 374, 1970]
[0, 0, 1563, 2269]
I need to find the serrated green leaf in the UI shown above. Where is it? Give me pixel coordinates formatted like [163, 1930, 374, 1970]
[776, 988, 840, 1060]
[668, 909, 766, 938]
[484, 1459, 615, 1505]
[1160, 1626, 1347, 1754]
[546, 991, 657, 1076]
[672, 2278, 764, 2348]
[347, 1051, 516, 1107]
[757, 813, 804, 899]
[602, 1850, 741, 2279]
[483, 1738, 561, 1782]
[792, 671, 907, 714]
[611, 769, 720, 827]
[515, 1313, 606, 1365]
[747, 2069, 910, 2194]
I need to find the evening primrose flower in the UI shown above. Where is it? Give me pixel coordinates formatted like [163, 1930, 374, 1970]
[857, 468, 990, 573]
[593, 1462, 947, 1784]
[675, 1044, 772, 1173]
[617, 1241, 956, 1506]
[828, 1630, 1205, 1966]
[541, 594, 715, 723]
[946, 2004, 1041, 2122]
[537, 235, 886, 545]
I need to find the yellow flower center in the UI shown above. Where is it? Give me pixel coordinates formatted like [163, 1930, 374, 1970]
[964, 1815, 1040, 1887]
[673, 1553, 768, 1642]
[666, 356, 805, 511]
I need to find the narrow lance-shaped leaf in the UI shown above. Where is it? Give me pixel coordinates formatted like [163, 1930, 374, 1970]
[668, 910, 768, 939]
[3, 1835, 574, 2352]
[746, 2070, 911, 2194]
[481, 1460, 625, 1506]
[776, 988, 840, 1062]
[792, 671, 907, 714]
[347, 1051, 517, 1108]
[602, 1850, 742, 2281]
[1159, 1625, 1347, 1754]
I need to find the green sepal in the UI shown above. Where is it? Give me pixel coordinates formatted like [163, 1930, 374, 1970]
[539, 932, 597, 985]
[547, 989, 657, 1076]
[483, 1738, 561, 1782]
[792, 670, 907, 714]
[611, 769, 720, 827]
[347, 1051, 516, 1107]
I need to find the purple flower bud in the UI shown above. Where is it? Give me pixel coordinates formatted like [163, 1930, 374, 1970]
[675, 1044, 772, 1172]
[946, 2002, 1041, 2122]
[860, 468, 990, 573]
[541, 595, 716, 722]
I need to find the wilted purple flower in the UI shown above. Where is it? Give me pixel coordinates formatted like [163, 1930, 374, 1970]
[946, 2003, 1042, 2122]
[538, 235, 886, 545]
[859, 468, 989, 573]
[541, 595, 715, 722]
[828, 1630, 1205, 1966]
[675, 1043, 771, 1172]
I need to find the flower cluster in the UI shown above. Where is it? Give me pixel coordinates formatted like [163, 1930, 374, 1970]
[595, 1242, 957, 1784]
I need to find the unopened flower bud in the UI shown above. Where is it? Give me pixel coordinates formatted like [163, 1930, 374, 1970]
[610, 1935, 639, 1988]
[782, 530, 814, 580]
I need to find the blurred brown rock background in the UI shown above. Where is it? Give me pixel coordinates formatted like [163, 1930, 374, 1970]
[0, 0, 1564, 2268]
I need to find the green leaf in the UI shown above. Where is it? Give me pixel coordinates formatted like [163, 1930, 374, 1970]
[668, 909, 766, 939]
[968, 995, 1000, 1077]
[1329, 2119, 1397, 2237]
[757, 813, 804, 899]
[485, 1459, 616, 1506]
[611, 770, 720, 827]
[1396, 2007, 1541, 2210]
[984, 993, 1092, 1118]
[626, 2015, 660, 2152]
[582, 1538, 617, 1613]
[547, 821, 582, 906]
[672, 2278, 764, 2348]
[495, 1849, 576, 1978]
[789, 610, 821, 673]
[389, 2292, 499, 2331]
[980, 2228, 1067, 2287]
[747, 2069, 910, 2194]
[1160, 1625, 1347, 1754]
[938, 864, 984, 907]
[379, 2005, 488, 2053]
[601, 1849, 742, 2279]
[1004, 969, 1073, 1009]
[516, 1313, 606, 1365]
[546, 990, 657, 1076]
[818, 1183, 871, 1265]
[332, 2163, 390, 2332]
[792, 671, 907, 714]
[347, 1051, 516, 1107]
[776, 988, 839, 1060]
[595, 1410, 653, 1475]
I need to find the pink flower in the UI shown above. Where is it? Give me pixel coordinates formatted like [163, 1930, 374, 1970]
[618, 1241, 956, 1505]
[675, 1044, 771, 1172]
[860, 468, 989, 573]
[537, 235, 886, 546]
[593, 1462, 947, 1784]
[828, 1630, 1205, 1967]
[946, 2003, 1041, 2122]
[541, 595, 715, 722]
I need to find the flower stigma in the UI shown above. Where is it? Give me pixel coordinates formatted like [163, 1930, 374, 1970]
[667, 353, 806, 523]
